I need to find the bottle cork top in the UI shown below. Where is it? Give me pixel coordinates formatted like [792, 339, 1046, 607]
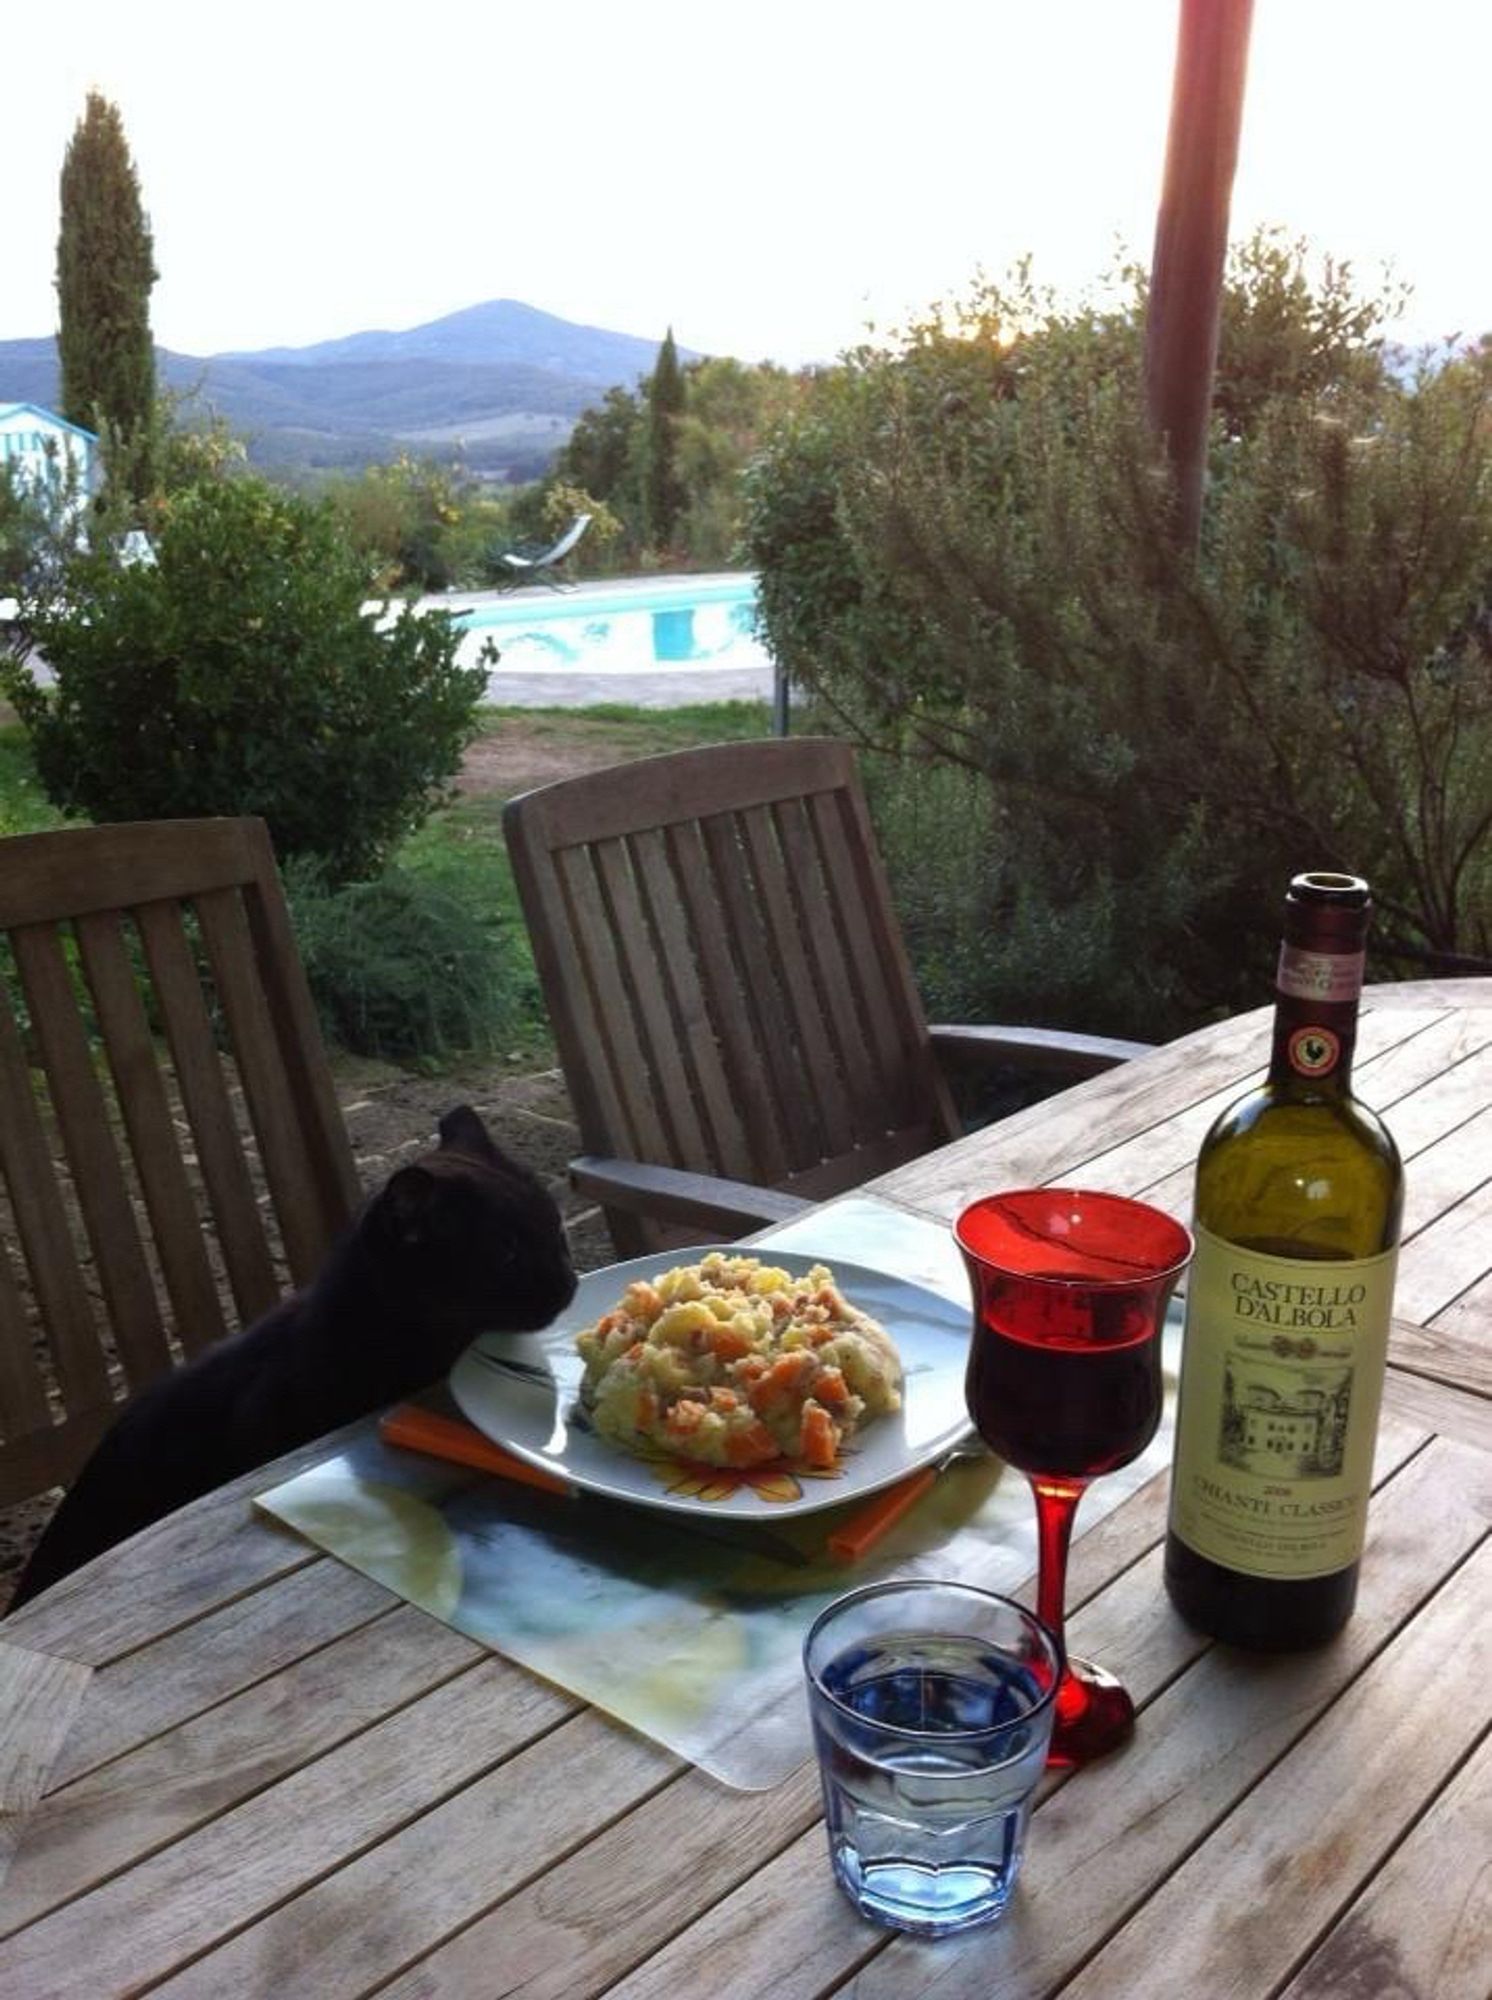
[1288, 871, 1370, 909]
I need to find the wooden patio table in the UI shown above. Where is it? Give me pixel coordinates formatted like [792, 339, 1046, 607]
[1, 979, 1488, 1998]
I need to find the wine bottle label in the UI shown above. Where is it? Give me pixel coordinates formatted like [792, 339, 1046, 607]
[1168, 1226, 1398, 1580]
[1276, 944, 1365, 1003]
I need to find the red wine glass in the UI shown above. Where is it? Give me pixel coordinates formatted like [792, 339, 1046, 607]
[955, 1189, 1193, 1766]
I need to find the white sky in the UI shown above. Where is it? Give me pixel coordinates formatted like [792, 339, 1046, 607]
[3, 2, 1485, 364]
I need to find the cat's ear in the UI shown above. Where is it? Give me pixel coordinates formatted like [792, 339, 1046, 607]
[437, 1105, 495, 1159]
[378, 1164, 441, 1245]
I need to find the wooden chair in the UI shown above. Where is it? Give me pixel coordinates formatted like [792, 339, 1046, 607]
[0, 817, 361, 1510]
[504, 737, 1152, 1256]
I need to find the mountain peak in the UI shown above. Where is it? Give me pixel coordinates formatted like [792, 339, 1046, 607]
[218, 299, 695, 382]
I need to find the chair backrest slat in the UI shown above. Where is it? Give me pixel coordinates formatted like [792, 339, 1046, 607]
[664, 818, 790, 1185]
[195, 887, 327, 1288]
[135, 898, 283, 1324]
[591, 835, 716, 1171]
[237, 821, 364, 1255]
[806, 787, 927, 1131]
[0, 817, 359, 1504]
[629, 825, 752, 1182]
[735, 800, 856, 1163]
[10, 922, 174, 1391]
[505, 738, 960, 1253]
[0, 1231, 57, 1448]
[74, 910, 229, 1359]
[748, 800, 856, 1160]
[0, 992, 114, 1416]
[553, 842, 673, 1172]
[697, 806, 811, 1174]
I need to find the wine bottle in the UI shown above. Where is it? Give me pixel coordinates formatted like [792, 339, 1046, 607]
[1164, 872, 1404, 1649]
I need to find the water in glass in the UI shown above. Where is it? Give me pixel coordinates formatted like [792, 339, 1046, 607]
[804, 1585, 1058, 1937]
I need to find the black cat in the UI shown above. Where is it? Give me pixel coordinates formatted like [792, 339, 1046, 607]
[9, 1105, 576, 1609]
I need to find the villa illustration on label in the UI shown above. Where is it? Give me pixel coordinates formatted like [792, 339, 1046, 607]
[1217, 1331, 1354, 1479]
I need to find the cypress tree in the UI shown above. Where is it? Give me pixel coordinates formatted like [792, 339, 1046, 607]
[55, 92, 159, 499]
[644, 327, 687, 548]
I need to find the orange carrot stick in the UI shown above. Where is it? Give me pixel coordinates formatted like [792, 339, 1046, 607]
[825, 1464, 938, 1563]
[379, 1404, 572, 1498]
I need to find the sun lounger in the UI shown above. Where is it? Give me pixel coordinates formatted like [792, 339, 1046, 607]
[500, 513, 592, 589]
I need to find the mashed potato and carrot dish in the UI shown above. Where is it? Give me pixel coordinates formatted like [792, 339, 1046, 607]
[575, 1252, 903, 1472]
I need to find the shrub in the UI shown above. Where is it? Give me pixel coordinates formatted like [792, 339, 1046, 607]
[745, 242, 1492, 1036]
[4, 473, 495, 884]
[284, 854, 530, 1065]
[323, 454, 474, 594]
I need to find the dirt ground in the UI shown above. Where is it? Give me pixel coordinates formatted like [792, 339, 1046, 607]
[0, 721, 625, 1610]
[335, 1057, 613, 1275]
[455, 720, 637, 794]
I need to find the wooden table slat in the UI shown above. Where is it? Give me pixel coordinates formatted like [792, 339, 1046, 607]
[0, 1658, 577, 1998]
[49, 1557, 400, 1787]
[375, 1761, 828, 2000]
[148, 1709, 678, 2000]
[0, 1604, 487, 1933]
[870, 1001, 1459, 1220]
[0, 1641, 91, 1903]
[1381, 1365, 1492, 1453]
[1277, 1728, 1492, 2000]
[1397, 1175, 1492, 1327]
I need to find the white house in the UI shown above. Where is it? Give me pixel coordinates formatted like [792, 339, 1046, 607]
[0, 402, 97, 516]
[0, 403, 102, 622]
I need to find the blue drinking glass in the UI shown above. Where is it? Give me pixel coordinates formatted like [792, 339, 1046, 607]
[803, 1579, 1060, 1937]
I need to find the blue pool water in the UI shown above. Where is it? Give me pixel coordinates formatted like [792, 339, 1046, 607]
[458, 574, 769, 677]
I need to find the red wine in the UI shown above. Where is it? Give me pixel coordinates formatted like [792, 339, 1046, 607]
[966, 1302, 1162, 1479]
[1164, 873, 1403, 1650]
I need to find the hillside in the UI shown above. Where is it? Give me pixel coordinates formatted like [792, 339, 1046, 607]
[0, 301, 695, 481]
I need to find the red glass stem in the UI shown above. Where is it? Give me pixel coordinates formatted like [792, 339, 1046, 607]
[1030, 1473, 1088, 1658]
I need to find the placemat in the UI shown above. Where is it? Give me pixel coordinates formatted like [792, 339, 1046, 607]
[256, 1199, 1181, 1790]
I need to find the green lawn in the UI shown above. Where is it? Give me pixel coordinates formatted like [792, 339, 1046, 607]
[469, 698, 774, 767]
[0, 727, 68, 837]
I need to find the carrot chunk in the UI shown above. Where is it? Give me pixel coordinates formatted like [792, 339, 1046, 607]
[799, 1401, 840, 1470]
[709, 1324, 753, 1362]
[748, 1351, 817, 1410]
[814, 1366, 850, 1407]
[724, 1419, 778, 1467]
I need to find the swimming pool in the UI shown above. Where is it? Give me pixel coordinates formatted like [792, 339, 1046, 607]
[456, 573, 771, 678]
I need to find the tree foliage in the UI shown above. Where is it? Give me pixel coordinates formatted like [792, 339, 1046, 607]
[323, 453, 472, 593]
[553, 352, 807, 567]
[644, 327, 687, 550]
[744, 237, 1492, 1035]
[0, 454, 83, 600]
[56, 93, 158, 502]
[4, 474, 493, 884]
[561, 386, 644, 513]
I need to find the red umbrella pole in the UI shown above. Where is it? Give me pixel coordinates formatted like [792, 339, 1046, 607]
[1144, 0, 1256, 552]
